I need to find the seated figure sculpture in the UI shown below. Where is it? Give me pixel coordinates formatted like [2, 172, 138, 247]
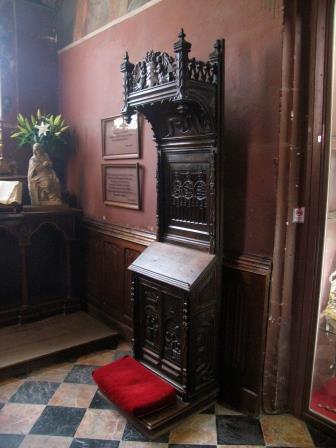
[28, 143, 62, 206]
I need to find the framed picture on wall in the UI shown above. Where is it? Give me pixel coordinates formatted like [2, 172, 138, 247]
[102, 163, 141, 210]
[101, 113, 140, 159]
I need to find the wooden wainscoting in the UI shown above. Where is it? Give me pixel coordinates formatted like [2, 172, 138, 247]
[82, 217, 156, 339]
[219, 253, 272, 415]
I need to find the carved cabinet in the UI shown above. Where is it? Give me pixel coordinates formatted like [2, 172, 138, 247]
[129, 242, 217, 401]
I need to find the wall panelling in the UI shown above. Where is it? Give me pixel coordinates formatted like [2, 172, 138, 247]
[83, 217, 155, 339]
[220, 254, 272, 415]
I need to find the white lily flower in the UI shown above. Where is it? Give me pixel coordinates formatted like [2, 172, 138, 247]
[35, 121, 50, 137]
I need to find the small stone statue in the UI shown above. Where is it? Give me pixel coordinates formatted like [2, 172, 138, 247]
[28, 143, 62, 206]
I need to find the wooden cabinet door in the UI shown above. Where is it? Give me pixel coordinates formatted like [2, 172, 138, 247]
[137, 276, 186, 386]
[138, 278, 161, 366]
[161, 288, 184, 383]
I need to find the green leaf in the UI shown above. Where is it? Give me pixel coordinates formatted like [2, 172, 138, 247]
[17, 113, 25, 125]
[54, 114, 62, 126]
[18, 125, 27, 133]
[24, 118, 32, 132]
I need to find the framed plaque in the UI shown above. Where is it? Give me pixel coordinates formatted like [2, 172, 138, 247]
[102, 163, 141, 209]
[102, 114, 139, 159]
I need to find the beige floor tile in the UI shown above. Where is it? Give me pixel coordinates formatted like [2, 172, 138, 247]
[75, 408, 126, 440]
[27, 361, 74, 382]
[260, 414, 314, 447]
[0, 403, 45, 434]
[48, 383, 97, 407]
[0, 378, 23, 402]
[117, 341, 132, 351]
[216, 402, 243, 415]
[76, 349, 115, 366]
[169, 414, 217, 444]
[119, 443, 168, 448]
[19, 435, 72, 448]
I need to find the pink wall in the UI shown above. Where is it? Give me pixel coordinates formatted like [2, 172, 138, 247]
[59, 0, 283, 255]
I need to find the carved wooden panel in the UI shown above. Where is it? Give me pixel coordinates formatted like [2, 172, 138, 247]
[190, 307, 216, 394]
[162, 149, 214, 249]
[139, 280, 160, 355]
[131, 51, 176, 91]
[169, 163, 208, 224]
[162, 290, 183, 368]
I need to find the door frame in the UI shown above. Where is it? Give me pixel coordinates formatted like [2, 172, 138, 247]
[289, 0, 336, 435]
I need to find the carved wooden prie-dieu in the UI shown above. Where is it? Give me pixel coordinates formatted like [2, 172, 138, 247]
[122, 31, 224, 435]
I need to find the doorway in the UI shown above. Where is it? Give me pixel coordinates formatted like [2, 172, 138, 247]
[290, 0, 336, 436]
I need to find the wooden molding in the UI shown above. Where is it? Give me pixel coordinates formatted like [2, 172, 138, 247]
[223, 253, 272, 275]
[83, 216, 156, 246]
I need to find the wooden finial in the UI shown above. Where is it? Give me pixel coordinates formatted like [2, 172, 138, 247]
[179, 28, 186, 40]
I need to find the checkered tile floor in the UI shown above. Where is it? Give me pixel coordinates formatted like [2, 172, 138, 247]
[0, 341, 335, 448]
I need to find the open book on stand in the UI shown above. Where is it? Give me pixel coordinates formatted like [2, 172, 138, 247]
[0, 180, 23, 213]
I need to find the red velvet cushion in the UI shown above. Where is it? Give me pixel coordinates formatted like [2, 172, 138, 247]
[92, 355, 176, 416]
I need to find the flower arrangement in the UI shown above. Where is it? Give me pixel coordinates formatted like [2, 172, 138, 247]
[11, 109, 69, 156]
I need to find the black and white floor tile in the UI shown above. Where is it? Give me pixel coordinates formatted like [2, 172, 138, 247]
[0, 342, 335, 448]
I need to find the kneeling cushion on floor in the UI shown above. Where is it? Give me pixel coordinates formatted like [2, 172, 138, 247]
[92, 355, 176, 416]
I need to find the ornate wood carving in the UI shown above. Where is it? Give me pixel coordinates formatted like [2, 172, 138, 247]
[143, 285, 160, 352]
[121, 30, 223, 253]
[122, 32, 224, 432]
[162, 291, 183, 366]
[191, 307, 216, 392]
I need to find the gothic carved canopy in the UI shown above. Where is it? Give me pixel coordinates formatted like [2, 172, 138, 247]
[120, 31, 224, 254]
